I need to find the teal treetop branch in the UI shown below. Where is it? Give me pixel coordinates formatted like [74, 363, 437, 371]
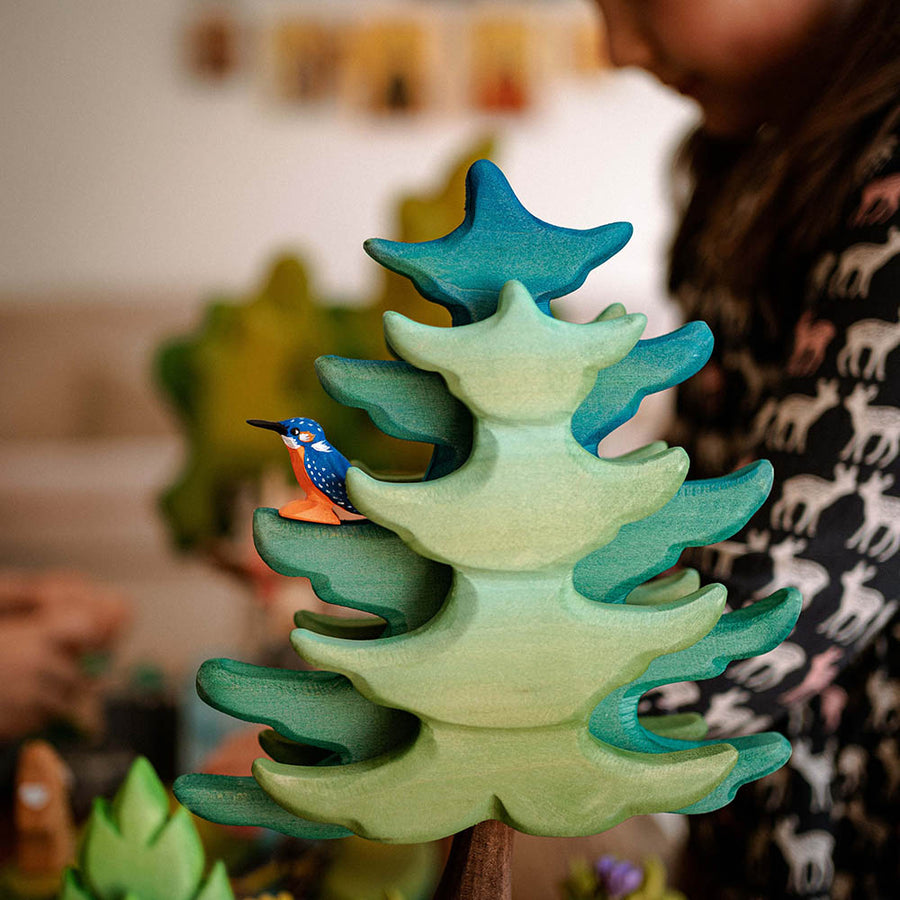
[175, 160, 801, 843]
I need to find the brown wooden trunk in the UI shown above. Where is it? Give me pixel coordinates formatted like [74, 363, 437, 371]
[433, 820, 515, 900]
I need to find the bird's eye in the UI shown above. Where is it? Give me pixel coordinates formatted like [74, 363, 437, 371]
[291, 428, 300, 436]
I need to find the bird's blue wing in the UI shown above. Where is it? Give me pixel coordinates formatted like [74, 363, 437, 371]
[321, 447, 359, 513]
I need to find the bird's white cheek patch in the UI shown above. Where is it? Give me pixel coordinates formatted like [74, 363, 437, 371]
[311, 441, 332, 452]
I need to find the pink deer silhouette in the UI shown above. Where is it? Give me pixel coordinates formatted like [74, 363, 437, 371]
[788, 311, 836, 376]
[852, 173, 900, 225]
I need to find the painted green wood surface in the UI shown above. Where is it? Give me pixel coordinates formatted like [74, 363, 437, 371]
[572, 320, 714, 449]
[253, 513, 450, 635]
[316, 322, 714, 475]
[62, 758, 234, 900]
[590, 587, 802, 815]
[365, 159, 633, 325]
[195, 658, 417, 762]
[172, 775, 350, 841]
[296, 609, 389, 640]
[254, 721, 736, 843]
[176, 160, 800, 844]
[315, 356, 471, 480]
[229, 281, 744, 841]
[574, 460, 774, 602]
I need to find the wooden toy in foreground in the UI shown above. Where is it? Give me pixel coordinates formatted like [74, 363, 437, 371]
[61, 757, 233, 900]
[175, 161, 802, 844]
[0, 741, 75, 899]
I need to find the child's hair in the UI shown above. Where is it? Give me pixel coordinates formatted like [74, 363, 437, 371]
[669, 0, 900, 315]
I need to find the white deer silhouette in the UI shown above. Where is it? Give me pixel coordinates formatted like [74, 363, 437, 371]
[771, 463, 858, 536]
[729, 642, 807, 691]
[768, 379, 840, 453]
[641, 680, 701, 713]
[829, 226, 900, 299]
[699, 528, 769, 579]
[704, 687, 772, 737]
[853, 597, 899, 651]
[818, 561, 889, 645]
[756, 536, 830, 609]
[773, 815, 835, 895]
[790, 737, 837, 813]
[841, 382, 900, 467]
[837, 305, 900, 381]
[846, 470, 900, 561]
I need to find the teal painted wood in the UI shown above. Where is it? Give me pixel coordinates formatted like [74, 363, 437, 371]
[625, 568, 701, 605]
[295, 609, 389, 640]
[178, 162, 801, 842]
[253, 511, 450, 634]
[572, 322, 714, 450]
[173, 775, 350, 840]
[574, 460, 774, 603]
[675, 733, 792, 814]
[317, 322, 714, 479]
[364, 160, 633, 325]
[233, 283, 748, 841]
[258, 729, 338, 766]
[196, 658, 418, 763]
[589, 587, 802, 813]
[639, 712, 708, 742]
[315, 355, 472, 479]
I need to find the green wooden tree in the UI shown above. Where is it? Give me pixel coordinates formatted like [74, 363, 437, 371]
[61, 758, 232, 900]
[175, 161, 801, 843]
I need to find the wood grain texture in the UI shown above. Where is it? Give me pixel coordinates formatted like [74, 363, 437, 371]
[175, 161, 802, 846]
[433, 821, 514, 900]
[364, 159, 632, 325]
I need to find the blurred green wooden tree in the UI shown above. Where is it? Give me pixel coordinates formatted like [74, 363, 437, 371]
[155, 138, 494, 552]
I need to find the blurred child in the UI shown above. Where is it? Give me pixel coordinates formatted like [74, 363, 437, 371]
[593, 1, 899, 896]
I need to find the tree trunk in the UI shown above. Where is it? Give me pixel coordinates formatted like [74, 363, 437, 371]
[433, 820, 515, 900]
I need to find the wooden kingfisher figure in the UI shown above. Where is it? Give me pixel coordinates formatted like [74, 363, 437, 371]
[247, 417, 361, 525]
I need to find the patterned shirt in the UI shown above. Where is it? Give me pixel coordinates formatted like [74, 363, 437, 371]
[654, 126, 900, 899]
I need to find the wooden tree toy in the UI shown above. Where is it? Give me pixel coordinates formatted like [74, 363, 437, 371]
[175, 161, 801, 850]
[61, 757, 233, 900]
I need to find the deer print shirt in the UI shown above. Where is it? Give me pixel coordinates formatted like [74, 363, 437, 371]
[659, 127, 900, 899]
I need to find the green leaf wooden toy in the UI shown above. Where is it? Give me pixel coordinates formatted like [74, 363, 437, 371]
[155, 139, 494, 551]
[175, 162, 801, 845]
[61, 757, 233, 900]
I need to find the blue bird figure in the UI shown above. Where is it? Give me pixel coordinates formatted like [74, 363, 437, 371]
[247, 417, 362, 525]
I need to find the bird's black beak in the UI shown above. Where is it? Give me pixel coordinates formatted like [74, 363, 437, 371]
[247, 419, 288, 435]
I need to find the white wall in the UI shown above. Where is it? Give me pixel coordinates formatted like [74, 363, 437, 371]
[0, 0, 697, 328]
